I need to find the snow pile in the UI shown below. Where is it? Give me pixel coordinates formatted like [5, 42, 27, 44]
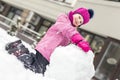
[0, 52, 55, 80]
[0, 51, 41, 80]
[0, 28, 54, 80]
[45, 44, 95, 80]
[0, 28, 95, 80]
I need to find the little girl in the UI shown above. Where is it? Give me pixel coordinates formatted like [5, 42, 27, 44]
[34, 7, 94, 74]
[6, 7, 94, 74]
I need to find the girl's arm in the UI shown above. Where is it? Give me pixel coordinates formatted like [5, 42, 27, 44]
[71, 33, 91, 52]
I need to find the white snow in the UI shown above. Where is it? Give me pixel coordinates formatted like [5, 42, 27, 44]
[45, 45, 95, 80]
[0, 27, 95, 80]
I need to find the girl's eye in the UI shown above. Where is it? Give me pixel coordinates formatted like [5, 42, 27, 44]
[80, 21, 82, 24]
[79, 16, 81, 19]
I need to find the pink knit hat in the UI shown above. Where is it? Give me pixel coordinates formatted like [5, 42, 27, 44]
[69, 7, 94, 26]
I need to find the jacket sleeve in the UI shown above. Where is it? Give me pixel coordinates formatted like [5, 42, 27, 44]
[62, 25, 91, 52]
[60, 24, 85, 44]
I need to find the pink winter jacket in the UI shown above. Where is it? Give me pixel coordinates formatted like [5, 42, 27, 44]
[35, 13, 84, 61]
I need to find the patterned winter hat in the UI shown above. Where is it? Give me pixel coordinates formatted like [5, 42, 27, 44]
[69, 7, 94, 26]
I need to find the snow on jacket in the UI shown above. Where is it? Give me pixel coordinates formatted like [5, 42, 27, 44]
[35, 13, 81, 61]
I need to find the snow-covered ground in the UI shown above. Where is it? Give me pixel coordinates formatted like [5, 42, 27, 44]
[0, 27, 95, 80]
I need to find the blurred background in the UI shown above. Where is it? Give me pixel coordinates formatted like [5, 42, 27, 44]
[0, 0, 120, 80]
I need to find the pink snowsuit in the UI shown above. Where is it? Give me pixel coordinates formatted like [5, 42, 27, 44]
[35, 13, 84, 61]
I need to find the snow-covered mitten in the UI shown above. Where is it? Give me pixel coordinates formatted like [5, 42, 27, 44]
[5, 40, 22, 50]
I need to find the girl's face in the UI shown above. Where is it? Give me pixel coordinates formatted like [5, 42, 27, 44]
[73, 14, 84, 27]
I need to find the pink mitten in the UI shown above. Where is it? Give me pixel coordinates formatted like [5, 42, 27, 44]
[77, 41, 91, 52]
[71, 33, 84, 44]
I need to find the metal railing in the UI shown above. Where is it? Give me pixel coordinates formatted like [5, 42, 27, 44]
[0, 14, 44, 46]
